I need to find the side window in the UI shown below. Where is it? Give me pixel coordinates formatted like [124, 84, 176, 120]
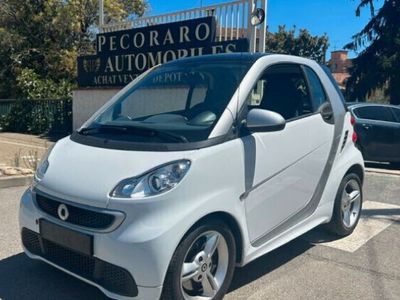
[390, 107, 400, 122]
[246, 64, 313, 120]
[189, 86, 207, 108]
[303, 66, 328, 109]
[354, 106, 396, 122]
[246, 79, 266, 107]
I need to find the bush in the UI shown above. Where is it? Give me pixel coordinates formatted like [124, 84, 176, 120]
[0, 68, 73, 135]
[16, 68, 73, 100]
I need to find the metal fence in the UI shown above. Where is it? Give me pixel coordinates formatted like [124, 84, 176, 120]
[100, 0, 267, 53]
[0, 98, 72, 135]
[0, 99, 14, 116]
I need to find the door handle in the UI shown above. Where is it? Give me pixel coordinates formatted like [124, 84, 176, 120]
[362, 124, 371, 130]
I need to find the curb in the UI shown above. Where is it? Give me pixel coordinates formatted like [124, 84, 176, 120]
[365, 168, 400, 177]
[0, 175, 33, 189]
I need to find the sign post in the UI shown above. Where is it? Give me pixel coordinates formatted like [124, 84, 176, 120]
[259, 0, 268, 53]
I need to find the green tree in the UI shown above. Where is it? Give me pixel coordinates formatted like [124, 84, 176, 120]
[266, 26, 329, 64]
[345, 0, 400, 104]
[16, 68, 73, 100]
[0, 27, 21, 98]
[0, 0, 147, 99]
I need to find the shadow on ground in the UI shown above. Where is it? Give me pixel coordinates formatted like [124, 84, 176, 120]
[0, 253, 108, 300]
[2, 205, 398, 299]
[362, 207, 400, 224]
[0, 238, 314, 300]
[363, 207, 400, 216]
[301, 207, 400, 246]
[228, 239, 314, 293]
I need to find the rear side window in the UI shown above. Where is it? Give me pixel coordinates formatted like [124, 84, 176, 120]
[353, 106, 396, 122]
[391, 107, 400, 122]
[320, 64, 346, 106]
[303, 66, 328, 110]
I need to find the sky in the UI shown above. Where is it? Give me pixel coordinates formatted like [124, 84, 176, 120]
[143, 0, 378, 58]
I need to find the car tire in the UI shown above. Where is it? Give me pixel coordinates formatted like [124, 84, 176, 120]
[161, 220, 236, 300]
[326, 173, 363, 236]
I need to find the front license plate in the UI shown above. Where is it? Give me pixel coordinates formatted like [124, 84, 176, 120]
[39, 219, 93, 256]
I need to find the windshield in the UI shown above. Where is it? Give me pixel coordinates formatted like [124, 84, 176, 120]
[81, 60, 251, 144]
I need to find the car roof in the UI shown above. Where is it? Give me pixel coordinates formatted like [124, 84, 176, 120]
[347, 102, 400, 110]
[163, 52, 270, 67]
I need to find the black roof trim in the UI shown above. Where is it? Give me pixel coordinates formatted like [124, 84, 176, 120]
[162, 52, 269, 66]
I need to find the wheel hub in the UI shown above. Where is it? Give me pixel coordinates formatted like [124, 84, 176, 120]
[201, 263, 208, 272]
[180, 231, 229, 300]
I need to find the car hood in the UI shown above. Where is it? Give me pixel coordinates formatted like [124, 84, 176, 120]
[36, 136, 196, 208]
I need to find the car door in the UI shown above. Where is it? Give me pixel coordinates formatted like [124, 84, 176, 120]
[389, 107, 400, 161]
[241, 63, 335, 245]
[353, 106, 397, 161]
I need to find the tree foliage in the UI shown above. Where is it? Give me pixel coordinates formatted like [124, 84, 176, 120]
[0, 0, 147, 99]
[345, 0, 400, 104]
[17, 68, 73, 100]
[265, 26, 329, 64]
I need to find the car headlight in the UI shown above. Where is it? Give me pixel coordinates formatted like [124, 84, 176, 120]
[35, 145, 54, 181]
[110, 160, 191, 199]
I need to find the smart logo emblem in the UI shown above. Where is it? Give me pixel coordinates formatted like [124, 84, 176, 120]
[57, 204, 69, 221]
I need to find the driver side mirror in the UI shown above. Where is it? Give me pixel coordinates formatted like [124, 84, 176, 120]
[246, 109, 286, 132]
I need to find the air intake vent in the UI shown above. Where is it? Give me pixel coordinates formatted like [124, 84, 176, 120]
[22, 228, 138, 297]
[35, 194, 117, 230]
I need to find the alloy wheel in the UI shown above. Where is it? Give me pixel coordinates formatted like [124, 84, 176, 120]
[341, 179, 362, 228]
[180, 230, 229, 300]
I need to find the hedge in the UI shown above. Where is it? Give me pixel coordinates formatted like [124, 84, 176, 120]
[0, 98, 72, 135]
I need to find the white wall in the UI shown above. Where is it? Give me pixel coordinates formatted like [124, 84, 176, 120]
[72, 89, 120, 130]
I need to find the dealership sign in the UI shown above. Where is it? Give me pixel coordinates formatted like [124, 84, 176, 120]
[77, 17, 249, 87]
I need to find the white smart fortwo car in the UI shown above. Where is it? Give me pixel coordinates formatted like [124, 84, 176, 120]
[20, 53, 364, 300]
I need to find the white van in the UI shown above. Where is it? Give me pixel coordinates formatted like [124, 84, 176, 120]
[20, 53, 364, 300]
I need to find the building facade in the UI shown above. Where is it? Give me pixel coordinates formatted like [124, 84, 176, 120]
[328, 50, 352, 89]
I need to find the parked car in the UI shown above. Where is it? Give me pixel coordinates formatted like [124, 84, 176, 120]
[20, 53, 364, 300]
[348, 103, 400, 167]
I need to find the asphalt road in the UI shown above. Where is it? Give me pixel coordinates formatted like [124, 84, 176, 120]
[0, 172, 399, 300]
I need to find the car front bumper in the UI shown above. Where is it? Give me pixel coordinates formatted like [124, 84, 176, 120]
[19, 188, 164, 300]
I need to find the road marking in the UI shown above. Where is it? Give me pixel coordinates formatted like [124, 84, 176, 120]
[302, 201, 400, 253]
[0, 138, 47, 149]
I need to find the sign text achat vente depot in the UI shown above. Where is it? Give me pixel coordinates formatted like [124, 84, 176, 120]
[77, 17, 249, 87]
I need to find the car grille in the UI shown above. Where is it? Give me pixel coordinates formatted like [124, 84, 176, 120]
[35, 194, 116, 230]
[21, 228, 138, 297]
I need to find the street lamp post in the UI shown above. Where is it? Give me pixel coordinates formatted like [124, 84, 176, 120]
[260, 0, 268, 53]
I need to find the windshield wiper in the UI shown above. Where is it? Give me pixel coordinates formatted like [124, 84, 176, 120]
[78, 124, 188, 143]
[78, 124, 129, 134]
